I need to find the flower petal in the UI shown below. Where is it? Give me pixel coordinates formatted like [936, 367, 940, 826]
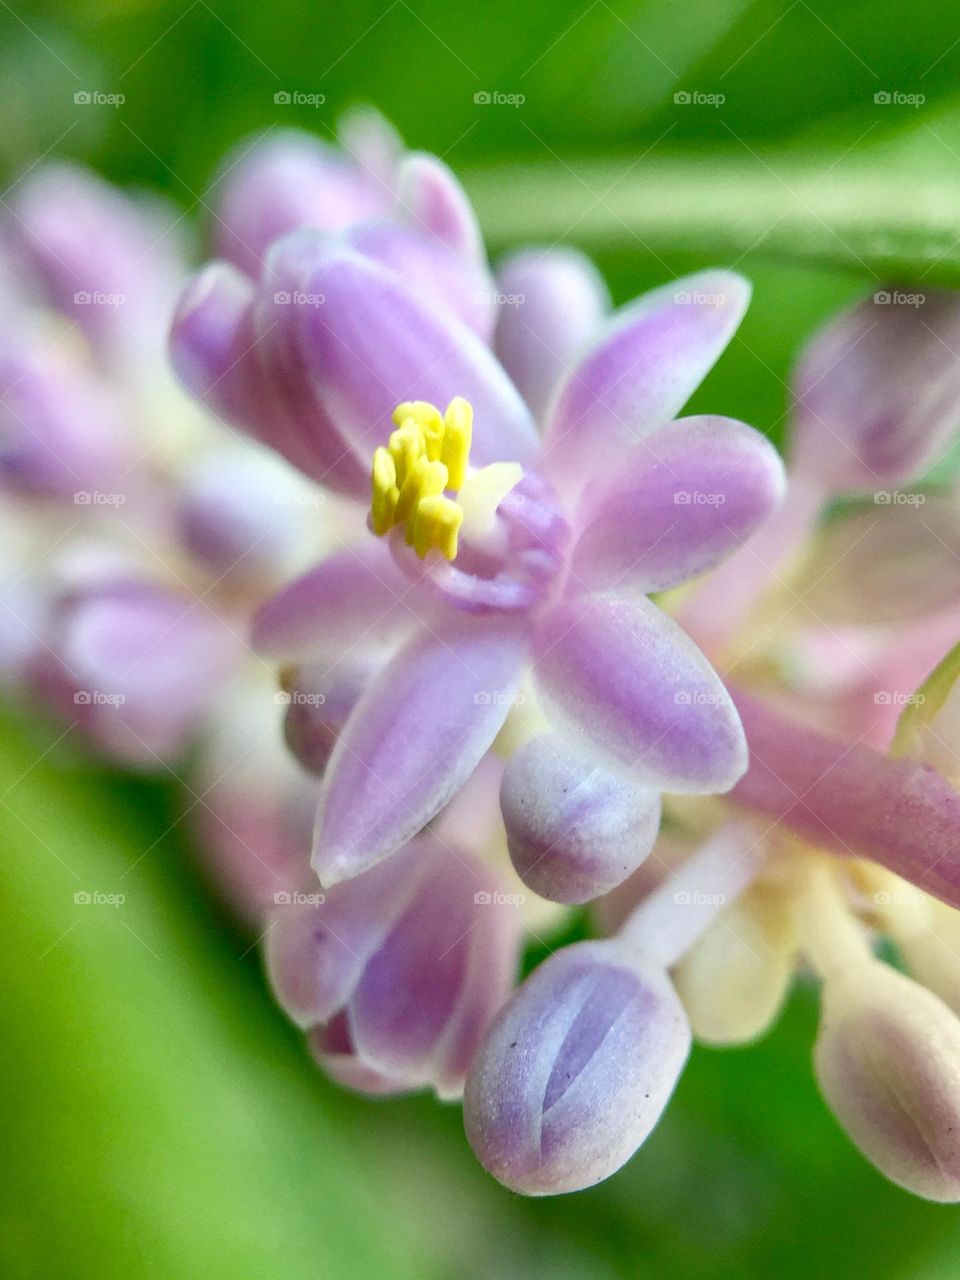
[541, 270, 750, 502]
[349, 841, 520, 1096]
[532, 593, 746, 793]
[312, 614, 528, 883]
[570, 415, 785, 592]
[251, 541, 427, 660]
[267, 236, 539, 469]
[264, 845, 427, 1027]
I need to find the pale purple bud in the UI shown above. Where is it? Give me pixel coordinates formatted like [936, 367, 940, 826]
[213, 130, 394, 278]
[791, 289, 960, 492]
[0, 344, 129, 500]
[500, 733, 661, 904]
[266, 835, 522, 1098]
[463, 940, 690, 1194]
[494, 247, 610, 421]
[13, 163, 185, 366]
[398, 152, 485, 264]
[281, 656, 376, 777]
[37, 578, 237, 765]
[176, 448, 319, 586]
[816, 961, 960, 1201]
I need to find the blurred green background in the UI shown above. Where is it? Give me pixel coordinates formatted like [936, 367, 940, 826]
[3, 1, 960, 1276]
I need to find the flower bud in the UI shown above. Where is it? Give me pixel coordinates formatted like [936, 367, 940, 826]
[176, 448, 320, 587]
[815, 960, 960, 1201]
[494, 247, 609, 422]
[0, 345, 128, 500]
[213, 130, 393, 277]
[672, 885, 795, 1045]
[791, 289, 960, 492]
[281, 656, 376, 777]
[266, 836, 521, 1099]
[500, 733, 660, 903]
[14, 162, 184, 367]
[37, 578, 237, 765]
[463, 940, 690, 1194]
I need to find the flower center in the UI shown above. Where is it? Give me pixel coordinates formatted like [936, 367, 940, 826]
[370, 398, 473, 560]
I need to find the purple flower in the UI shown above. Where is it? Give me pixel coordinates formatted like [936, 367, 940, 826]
[265, 834, 523, 1098]
[177, 240, 785, 888]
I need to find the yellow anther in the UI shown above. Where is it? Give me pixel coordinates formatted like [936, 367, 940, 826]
[413, 495, 463, 560]
[393, 400, 444, 461]
[371, 397, 476, 560]
[403, 460, 449, 545]
[441, 397, 473, 490]
[388, 424, 424, 488]
[371, 447, 399, 535]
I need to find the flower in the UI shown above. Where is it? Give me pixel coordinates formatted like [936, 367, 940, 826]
[265, 832, 523, 1098]
[174, 225, 784, 892]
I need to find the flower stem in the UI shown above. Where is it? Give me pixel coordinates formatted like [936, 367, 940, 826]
[618, 821, 766, 970]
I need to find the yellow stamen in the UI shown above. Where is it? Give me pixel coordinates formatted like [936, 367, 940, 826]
[371, 447, 399, 535]
[403, 460, 449, 544]
[413, 495, 463, 560]
[388, 424, 425, 488]
[371, 397, 479, 560]
[441, 397, 473, 490]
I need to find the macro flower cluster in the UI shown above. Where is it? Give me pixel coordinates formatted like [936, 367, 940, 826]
[7, 107, 960, 1201]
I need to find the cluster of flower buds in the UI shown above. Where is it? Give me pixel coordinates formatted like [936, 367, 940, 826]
[9, 105, 960, 1201]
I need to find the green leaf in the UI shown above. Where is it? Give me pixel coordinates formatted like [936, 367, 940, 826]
[0, 705, 418, 1280]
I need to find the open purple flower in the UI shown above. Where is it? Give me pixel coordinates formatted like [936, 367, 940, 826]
[265, 833, 523, 1098]
[173, 233, 784, 889]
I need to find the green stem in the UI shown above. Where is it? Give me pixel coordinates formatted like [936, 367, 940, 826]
[466, 153, 960, 286]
